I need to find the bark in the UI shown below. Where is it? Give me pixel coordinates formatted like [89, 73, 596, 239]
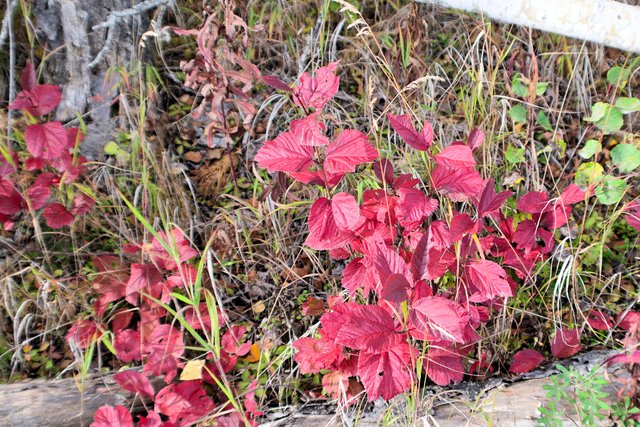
[32, 0, 167, 158]
[0, 371, 152, 427]
[416, 0, 640, 54]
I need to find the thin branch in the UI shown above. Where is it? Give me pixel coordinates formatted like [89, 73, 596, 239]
[0, 0, 18, 50]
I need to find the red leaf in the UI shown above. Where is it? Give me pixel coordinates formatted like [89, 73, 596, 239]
[373, 242, 412, 287]
[9, 84, 62, 116]
[381, 273, 410, 303]
[508, 349, 545, 373]
[290, 114, 329, 146]
[150, 228, 198, 270]
[305, 197, 353, 250]
[387, 113, 432, 151]
[26, 185, 51, 210]
[292, 62, 340, 110]
[66, 320, 98, 349]
[331, 192, 360, 230]
[465, 260, 513, 302]
[426, 348, 464, 386]
[114, 329, 142, 363]
[434, 145, 476, 168]
[395, 188, 437, 229]
[245, 380, 264, 416]
[342, 257, 371, 296]
[125, 264, 163, 304]
[335, 304, 395, 351]
[624, 200, 640, 231]
[301, 297, 325, 316]
[262, 75, 292, 92]
[410, 229, 431, 282]
[410, 297, 468, 343]
[293, 336, 341, 374]
[586, 310, 613, 331]
[222, 325, 250, 355]
[373, 158, 394, 183]
[477, 178, 513, 218]
[467, 128, 485, 151]
[551, 327, 581, 359]
[560, 184, 586, 205]
[43, 203, 74, 228]
[431, 166, 484, 202]
[70, 193, 94, 215]
[357, 337, 413, 401]
[254, 131, 314, 173]
[154, 381, 214, 424]
[20, 61, 36, 91]
[517, 191, 549, 214]
[91, 405, 134, 427]
[0, 179, 24, 215]
[324, 130, 378, 174]
[605, 351, 640, 365]
[25, 122, 68, 159]
[114, 370, 155, 398]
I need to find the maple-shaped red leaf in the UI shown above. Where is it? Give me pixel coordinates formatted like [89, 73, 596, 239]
[431, 165, 484, 202]
[387, 113, 433, 151]
[292, 62, 340, 111]
[290, 114, 329, 146]
[154, 381, 214, 424]
[410, 297, 468, 343]
[43, 203, 74, 228]
[508, 349, 545, 373]
[324, 130, 378, 174]
[465, 260, 513, 302]
[335, 304, 395, 352]
[305, 197, 354, 250]
[477, 178, 513, 218]
[426, 348, 464, 386]
[262, 75, 292, 92]
[357, 336, 413, 401]
[331, 192, 360, 230]
[551, 327, 582, 359]
[91, 405, 134, 427]
[254, 131, 314, 173]
[114, 369, 155, 398]
[125, 264, 163, 304]
[25, 122, 68, 160]
[293, 336, 341, 374]
[434, 145, 476, 168]
[395, 187, 437, 229]
[114, 329, 142, 363]
[467, 128, 485, 151]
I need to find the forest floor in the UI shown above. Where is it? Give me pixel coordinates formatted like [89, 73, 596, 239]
[0, 0, 639, 426]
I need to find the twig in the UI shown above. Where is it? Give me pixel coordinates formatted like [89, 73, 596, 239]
[88, 0, 171, 69]
[0, 0, 18, 50]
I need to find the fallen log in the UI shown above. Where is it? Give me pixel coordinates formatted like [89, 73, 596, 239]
[0, 371, 147, 427]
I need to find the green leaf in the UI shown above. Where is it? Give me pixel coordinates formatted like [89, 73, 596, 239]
[536, 82, 549, 96]
[578, 139, 601, 159]
[611, 143, 640, 172]
[505, 145, 525, 165]
[607, 66, 631, 86]
[575, 162, 604, 186]
[595, 176, 626, 205]
[537, 111, 552, 131]
[614, 97, 640, 114]
[104, 141, 121, 156]
[584, 102, 608, 123]
[509, 105, 528, 124]
[585, 103, 624, 133]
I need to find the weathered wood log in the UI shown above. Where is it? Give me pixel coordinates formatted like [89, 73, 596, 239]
[0, 371, 147, 427]
[416, 0, 640, 54]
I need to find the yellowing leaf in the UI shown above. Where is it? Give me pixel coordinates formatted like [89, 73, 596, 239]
[244, 343, 261, 363]
[252, 300, 266, 314]
[180, 359, 205, 381]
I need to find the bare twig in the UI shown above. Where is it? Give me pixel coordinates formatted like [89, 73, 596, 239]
[0, 0, 18, 50]
[88, 0, 171, 69]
